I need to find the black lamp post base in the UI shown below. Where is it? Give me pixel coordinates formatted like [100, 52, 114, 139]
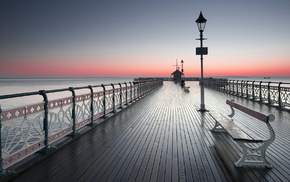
[197, 104, 209, 112]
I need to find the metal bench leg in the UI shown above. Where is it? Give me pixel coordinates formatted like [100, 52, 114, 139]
[211, 121, 224, 132]
[235, 142, 272, 168]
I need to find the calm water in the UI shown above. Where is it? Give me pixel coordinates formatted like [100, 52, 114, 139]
[0, 77, 134, 110]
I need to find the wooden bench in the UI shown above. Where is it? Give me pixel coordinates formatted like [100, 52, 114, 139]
[209, 100, 275, 168]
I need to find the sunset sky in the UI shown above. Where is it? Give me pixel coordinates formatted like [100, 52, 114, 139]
[0, 0, 289, 77]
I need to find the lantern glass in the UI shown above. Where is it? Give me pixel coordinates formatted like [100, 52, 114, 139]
[195, 11, 207, 32]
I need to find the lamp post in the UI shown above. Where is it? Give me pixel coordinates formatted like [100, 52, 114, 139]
[181, 60, 184, 73]
[195, 11, 208, 111]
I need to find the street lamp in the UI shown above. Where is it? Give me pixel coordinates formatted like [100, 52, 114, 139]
[195, 11, 208, 111]
[181, 60, 184, 73]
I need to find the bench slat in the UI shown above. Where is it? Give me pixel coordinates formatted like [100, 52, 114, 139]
[209, 112, 263, 143]
[226, 100, 269, 123]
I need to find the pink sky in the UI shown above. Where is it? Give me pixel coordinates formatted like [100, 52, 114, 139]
[1, 56, 289, 77]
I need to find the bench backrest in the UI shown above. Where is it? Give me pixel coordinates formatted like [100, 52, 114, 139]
[226, 100, 269, 123]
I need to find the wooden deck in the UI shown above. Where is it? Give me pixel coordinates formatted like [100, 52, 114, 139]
[5, 81, 290, 182]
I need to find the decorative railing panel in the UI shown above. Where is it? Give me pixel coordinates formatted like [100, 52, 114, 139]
[204, 78, 290, 110]
[1, 103, 46, 169]
[115, 88, 122, 109]
[121, 86, 127, 105]
[260, 83, 268, 103]
[47, 97, 73, 144]
[269, 85, 279, 105]
[280, 85, 290, 107]
[0, 79, 163, 171]
[247, 82, 254, 99]
[241, 81, 247, 97]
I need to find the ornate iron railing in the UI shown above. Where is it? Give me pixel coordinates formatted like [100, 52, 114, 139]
[203, 78, 290, 109]
[0, 79, 162, 172]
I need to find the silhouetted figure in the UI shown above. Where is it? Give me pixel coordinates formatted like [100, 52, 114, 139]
[181, 80, 185, 88]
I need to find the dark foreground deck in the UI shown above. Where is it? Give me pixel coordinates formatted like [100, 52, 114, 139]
[5, 82, 290, 182]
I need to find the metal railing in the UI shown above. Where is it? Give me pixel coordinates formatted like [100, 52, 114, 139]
[203, 78, 290, 109]
[0, 79, 163, 173]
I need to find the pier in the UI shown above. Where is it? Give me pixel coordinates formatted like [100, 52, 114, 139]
[1, 81, 290, 182]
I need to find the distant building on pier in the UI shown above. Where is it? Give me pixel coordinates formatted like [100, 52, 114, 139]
[171, 69, 183, 83]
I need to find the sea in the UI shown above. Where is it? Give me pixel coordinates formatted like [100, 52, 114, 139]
[0, 76, 289, 110]
[0, 77, 135, 110]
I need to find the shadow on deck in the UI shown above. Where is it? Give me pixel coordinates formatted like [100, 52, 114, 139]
[4, 82, 290, 182]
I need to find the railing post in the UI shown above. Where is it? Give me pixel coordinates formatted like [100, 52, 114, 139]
[246, 81, 249, 98]
[268, 82, 271, 105]
[225, 80, 228, 93]
[236, 80, 239, 96]
[124, 82, 128, 105]
[240, 80, 244, 97]
[119, 83, 124, 108]
[259, 81, 263, 102]
[225, 80, 228, 92]
[132, 82, 135, 101]
[229, 80, 233, 94]
[140, 81, 144, 97]
[88, 85, 94, 126]
[111, 84, 116, 113]
[101, 84, 106, 118]
[252, 81, 255, 100]
[69, 87, 77, 136]
[136, 82, 139, 99]
[231, 80, 234, 94]
[143, 81, 146, 95]
[278, 82, 282, 107]
[135, 82, 138, 99]
[39, 90, 51, 151]
[216, 79, 220, 91]
[129, 82, 133, 103]
[138, 82, 141, 98]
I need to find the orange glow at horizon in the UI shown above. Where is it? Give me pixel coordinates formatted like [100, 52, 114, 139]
[1, 57, 289, 77]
